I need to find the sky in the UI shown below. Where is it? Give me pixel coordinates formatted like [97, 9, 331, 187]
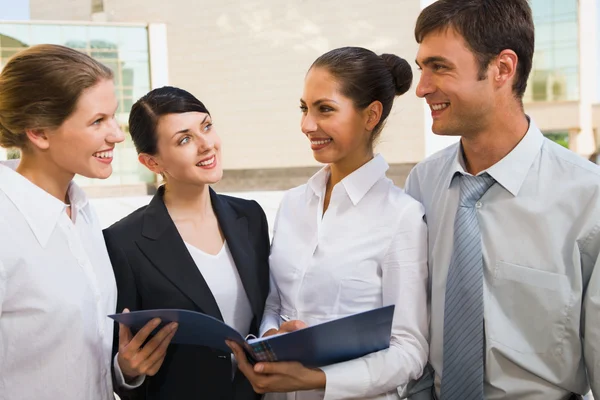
[0, 0, 30, 20]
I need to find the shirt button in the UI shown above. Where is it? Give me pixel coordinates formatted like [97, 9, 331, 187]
[475, 201, 482, 209]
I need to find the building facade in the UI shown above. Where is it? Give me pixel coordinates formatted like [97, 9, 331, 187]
[1, 0, 598, 195]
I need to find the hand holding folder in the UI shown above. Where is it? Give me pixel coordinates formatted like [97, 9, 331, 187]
[109, 305, 394, 368]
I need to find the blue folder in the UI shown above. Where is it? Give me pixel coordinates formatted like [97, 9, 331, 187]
[108, 304, 394, 368]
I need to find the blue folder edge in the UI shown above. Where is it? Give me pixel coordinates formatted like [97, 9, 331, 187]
[108, 304, 395, 368]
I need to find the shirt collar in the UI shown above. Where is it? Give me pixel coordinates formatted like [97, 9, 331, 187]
[447, 117, 544, 196]
[306, 153, 389, 206]
[0, 160, 91, 247]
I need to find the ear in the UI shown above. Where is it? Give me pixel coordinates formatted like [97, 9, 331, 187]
[493, 49, 518, 89]
[364, 100, 383, 132]
[24, 128, 51, 150]
[138, 153, 162, 174]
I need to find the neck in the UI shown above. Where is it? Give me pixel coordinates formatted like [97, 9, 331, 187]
[462, 108, 529, 175]
[329, 149, 374, 188]
[16, 152, 74, 204]
[163, 181, 212, 218]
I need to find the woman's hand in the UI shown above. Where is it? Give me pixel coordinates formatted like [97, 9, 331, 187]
[117, 308, 178, 381]
[227, 340, 325, 394]
[262, 320, 307, 337]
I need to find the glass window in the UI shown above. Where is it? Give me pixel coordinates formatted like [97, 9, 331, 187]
[526, 0, 579, 103]
[0, 24, 30, 46]
[117, 27, 148, 53]
[89, 26, 119, 45]
[123, 61, 150, 88]
[61, 25, 89, 48]
[30, 25, 62, 45]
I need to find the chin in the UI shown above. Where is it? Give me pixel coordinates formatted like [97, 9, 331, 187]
[198, 169, 223, 185]
[78, 166, 113, 180]
[312, 152, 337, 165]
[431, 123, 459, 137]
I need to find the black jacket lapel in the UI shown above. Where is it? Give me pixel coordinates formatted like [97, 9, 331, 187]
[136, 187, 223, 320]
[210, 189, 263, 320]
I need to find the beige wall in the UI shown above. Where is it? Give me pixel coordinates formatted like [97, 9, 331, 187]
[525, 101, 580, 132]
[30, 0, 426, 169]
[525, 101, 598, 155]
[30, 0, 91, 21]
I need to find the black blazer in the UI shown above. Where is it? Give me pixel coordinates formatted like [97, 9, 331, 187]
[104, 186, 270, 400]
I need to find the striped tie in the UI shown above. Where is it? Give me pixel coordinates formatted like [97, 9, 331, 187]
[440, 173, 495, 400]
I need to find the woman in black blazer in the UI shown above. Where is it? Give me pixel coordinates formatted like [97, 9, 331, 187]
[103, 86, 270, 400]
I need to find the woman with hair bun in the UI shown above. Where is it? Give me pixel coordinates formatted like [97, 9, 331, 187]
[229, 46, 429, 400]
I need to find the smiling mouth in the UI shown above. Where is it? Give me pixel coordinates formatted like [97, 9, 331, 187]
[196, 156, 215, 167]
[93, 150, 113, 159]
[431, 103, 450, 111]
[310, 138, 332, 145]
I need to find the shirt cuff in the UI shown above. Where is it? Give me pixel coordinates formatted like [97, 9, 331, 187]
[113, 353, 145, 389]
[321, 361, 371, 400]
[259, 313, 280, 337]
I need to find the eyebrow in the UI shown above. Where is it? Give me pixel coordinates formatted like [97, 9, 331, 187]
[171, 114, 209, 138]
[415, 56, 454, 68]
[89, 103, 119, 122]
[299, 98, 339, 107]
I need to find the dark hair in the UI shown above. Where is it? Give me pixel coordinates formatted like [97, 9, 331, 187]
[415, 0, 534, 100]
[310, 46, 412, 143]
[128, 86, 210, 155]
[0, 44, 113, 150]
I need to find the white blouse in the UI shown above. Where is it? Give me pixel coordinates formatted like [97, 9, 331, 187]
[0, 162, 124, 400]
[260, 154, 429, 400]
[184, 241, 253, 338]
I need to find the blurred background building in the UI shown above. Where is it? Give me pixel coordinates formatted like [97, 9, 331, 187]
[0, 0, 599, 197]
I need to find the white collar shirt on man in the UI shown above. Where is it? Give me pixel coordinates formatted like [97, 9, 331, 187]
[261, 154, 429, 400]
[0, 161, 118, 400]
[405, 118, 600, 399]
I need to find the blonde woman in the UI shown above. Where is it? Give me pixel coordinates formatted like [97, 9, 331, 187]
[0, 44, 175, 400]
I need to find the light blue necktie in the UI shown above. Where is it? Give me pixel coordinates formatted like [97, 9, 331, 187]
[440, 173, 495, 400]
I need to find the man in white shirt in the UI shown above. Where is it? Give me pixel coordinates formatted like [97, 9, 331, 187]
[407, 1, 599, 399]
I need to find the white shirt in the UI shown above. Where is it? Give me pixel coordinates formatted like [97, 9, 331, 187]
[405, 118, 600, 399]
[185, 241, 253, 338]
[260, 154, 429, 400]
[0, 162, 128, 400]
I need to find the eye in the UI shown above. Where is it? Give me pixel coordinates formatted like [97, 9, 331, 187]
[320, 106, 334, 113]
[203, 123, 213, 132]
[92, 117, 103, 125]
[299, 105, 308, 113]
[179, 136, 191, 145]
[433, 63, 446, 71]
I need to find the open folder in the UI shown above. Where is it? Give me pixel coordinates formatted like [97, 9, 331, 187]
[109, 304, 394, 367]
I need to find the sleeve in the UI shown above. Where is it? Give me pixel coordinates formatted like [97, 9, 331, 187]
[320, 200, 430, 399]
[258, 196, 285, 337]
[113, 354, 145, 389]
[259, 274, 282, 336]
[404, 167, 422, 203]
[103, 229, 146, 399]
[583, 224, 600, 397]
[0, 259, 5, 318]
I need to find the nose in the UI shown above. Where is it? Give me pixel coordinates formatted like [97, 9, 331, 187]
[196, 133, 215, 153]
[301, 112, 317, 135]
[107, 119, 125, 144]
[415, 70, 434, 99]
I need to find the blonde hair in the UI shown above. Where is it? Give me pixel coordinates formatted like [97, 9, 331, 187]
[0, 44, 113, 149]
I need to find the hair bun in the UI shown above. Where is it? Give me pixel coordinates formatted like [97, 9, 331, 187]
[0, 120, 25, 149]
[380, 53, 413, 96]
